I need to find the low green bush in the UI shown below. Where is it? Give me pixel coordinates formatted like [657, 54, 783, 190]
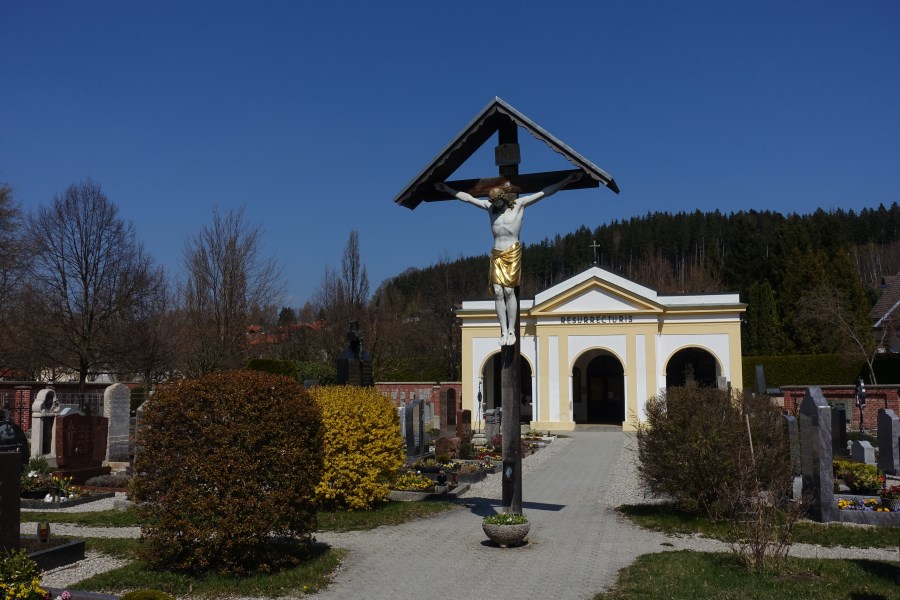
[85, 472, 131, 488]
[120, 590, 175, 600]
[130, 371, 323, 575]
[742, 354, 864, 388]
[246, 358, 299, 379]
[833, 458, 881, 494]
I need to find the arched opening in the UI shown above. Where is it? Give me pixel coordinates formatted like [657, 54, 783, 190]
[666, 347, 720, 388]
[480, 353, 534, 424]
[445, 388, 457, 426]
[571, 349, 625, 424]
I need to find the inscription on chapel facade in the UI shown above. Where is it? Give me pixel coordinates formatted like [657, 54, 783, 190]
[560, 315, 634, 324]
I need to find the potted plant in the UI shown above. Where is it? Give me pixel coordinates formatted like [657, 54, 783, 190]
[482, 512, 530, 547]
[878, 484, 900, 511]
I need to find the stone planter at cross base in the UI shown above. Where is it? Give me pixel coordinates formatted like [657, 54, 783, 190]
[482, 522, 530, 548]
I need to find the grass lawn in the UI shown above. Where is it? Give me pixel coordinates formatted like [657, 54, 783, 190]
[594, 550, 900, 600]
[37, 501, 457, 597]
[619, 503, 900, 549]
[78, 538, 344, 598]
[23, 500, 457, 532]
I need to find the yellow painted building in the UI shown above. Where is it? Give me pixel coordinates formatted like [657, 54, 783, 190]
[458, 266, 746, 432]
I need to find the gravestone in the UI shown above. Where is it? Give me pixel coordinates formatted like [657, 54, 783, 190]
[55, 413, 111, 484]
[783, 414, 801, 476]
[30, 388, 59, 458]
[103, 383, 131, 463]
[435, 437, 460, 458]
[850, 440, 875, 466]
[831, 405, 848, 458]
[457, 409, 472, 441]
[404, 400, 426, 458]
[397, 405, 406, 450]
[799, 387, 836, 522]
[0, 452, 21, 550]
[877, 409, 900, 475]
[0, 419, 29, 471]
[484, 408, 502, 443]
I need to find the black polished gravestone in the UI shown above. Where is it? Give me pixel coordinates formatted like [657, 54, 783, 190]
[0, 419, 29, 471]
[0, 452, 21, 550]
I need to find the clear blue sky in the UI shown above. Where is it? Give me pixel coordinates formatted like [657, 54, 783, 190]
[2, 1, 898, 306]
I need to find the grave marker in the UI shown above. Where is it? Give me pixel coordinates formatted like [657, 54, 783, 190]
[877, 408, 900, 475]
[104, 383, 131, 463]
[55, 413, 111, 484]
[831, 404, 848, 458]
[799, 387, 836, 522]
[0, 452, 20, 550]
[850, 440, 875, 465]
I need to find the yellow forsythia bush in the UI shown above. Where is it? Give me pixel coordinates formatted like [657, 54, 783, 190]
[310, 385, 404, 509]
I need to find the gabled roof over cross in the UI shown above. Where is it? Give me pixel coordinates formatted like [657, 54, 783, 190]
[394, 97, 619, 210]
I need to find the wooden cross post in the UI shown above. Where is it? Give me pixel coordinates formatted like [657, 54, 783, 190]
[497, 120, 523, 516]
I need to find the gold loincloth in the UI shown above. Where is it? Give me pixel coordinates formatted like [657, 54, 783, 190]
[490, 242, 522, 289]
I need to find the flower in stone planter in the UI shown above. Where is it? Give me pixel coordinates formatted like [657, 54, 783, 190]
[483, 513, 528, 525]
[878, 485, 900, 501]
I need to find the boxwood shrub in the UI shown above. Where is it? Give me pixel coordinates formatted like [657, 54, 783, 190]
[310, 385, 404, 509]
[130, 371, 323, 575]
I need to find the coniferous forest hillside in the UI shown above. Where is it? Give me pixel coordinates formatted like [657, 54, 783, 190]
[370, 203, 900, 380]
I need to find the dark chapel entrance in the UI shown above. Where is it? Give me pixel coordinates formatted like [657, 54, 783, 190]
[572, 351, 625, 424]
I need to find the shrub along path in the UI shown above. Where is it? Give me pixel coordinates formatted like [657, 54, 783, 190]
[33, 431, 899, 599]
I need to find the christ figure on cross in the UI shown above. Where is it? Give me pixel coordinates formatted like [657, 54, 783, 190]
[436, 171, 582, 346]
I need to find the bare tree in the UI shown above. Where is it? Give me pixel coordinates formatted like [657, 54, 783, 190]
[311, 230, 371, 361]
[179, 207, 283, 375]
[796, 283, 881, 383]
[22, 180, 158, 392]
[0, 182, 27, 372]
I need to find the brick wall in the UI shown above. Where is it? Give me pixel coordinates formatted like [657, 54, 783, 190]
[374, 382, 462, 433]
[781, 385, 900, 430]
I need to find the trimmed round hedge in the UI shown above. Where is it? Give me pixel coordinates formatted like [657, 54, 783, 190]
[130, 371, 323, 575]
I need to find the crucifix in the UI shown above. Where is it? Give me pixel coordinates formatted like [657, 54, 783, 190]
[394, 98, 618, 515]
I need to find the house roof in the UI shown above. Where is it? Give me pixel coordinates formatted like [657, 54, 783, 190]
[394, 97, 619, 210]
[870, 275, 900, 325]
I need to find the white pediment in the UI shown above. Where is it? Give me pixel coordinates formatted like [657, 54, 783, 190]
[546, 287, 643, 313]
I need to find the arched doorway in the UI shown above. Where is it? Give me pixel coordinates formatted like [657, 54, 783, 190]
[480, 353, 534, 424]
[666, 347, 720, 388]
[571, 350, 625, 424]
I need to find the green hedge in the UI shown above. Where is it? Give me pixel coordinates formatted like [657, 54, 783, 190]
[130, 371, 323, 575]
[742, 354, 865, 389]
[246, 358, 300, 379]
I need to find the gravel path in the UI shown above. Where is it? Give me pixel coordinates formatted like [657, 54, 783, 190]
[32, 431, 900, 599]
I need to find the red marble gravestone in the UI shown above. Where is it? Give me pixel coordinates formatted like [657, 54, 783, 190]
[54, 414, 111, 484]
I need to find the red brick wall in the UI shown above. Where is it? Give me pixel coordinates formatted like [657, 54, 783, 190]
[781, 385, 900, 429]
[374, 382, 462, 433]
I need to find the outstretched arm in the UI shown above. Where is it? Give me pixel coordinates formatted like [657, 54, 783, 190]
[435, 182, 490, 210]
[517, 171, 583, 208]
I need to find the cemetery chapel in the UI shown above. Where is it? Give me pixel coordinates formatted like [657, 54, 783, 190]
[394, 98, 745, 432]
[458, 266, 745, 432]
